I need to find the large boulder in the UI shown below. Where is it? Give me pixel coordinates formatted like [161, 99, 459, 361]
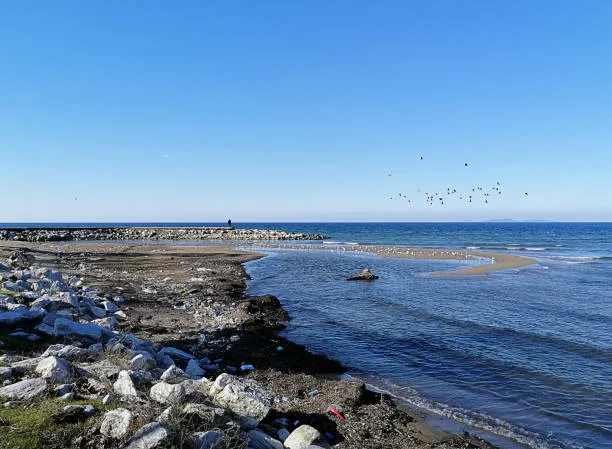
[113, 370, 139, 397]
[124, 422, 170, 449]
[100, 408, 133, 438]
[150, 381, 185, 405]
[0, 377, 47, 400]
[209, 373, 273, 429]
[284, 425, 330, 449]
[35, 356, 73, 383]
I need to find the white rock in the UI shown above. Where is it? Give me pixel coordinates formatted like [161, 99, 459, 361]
[180, 378, 212, 397]
[185, 359, 205, 379]
[35, 356, 73, 383]
[42, 344, 90, 360]
[55, 384, 73, 395]
[100, 408, 133, 438]
[130, 353, 156, 371]
[113, 370, 139, 397]
[157, 346, 194, 360]
[46, 291, 78, 307]
[0, 377, 47, 400]
[248, 429, 284, 449]
[283, 425, 329, 449]
[92, 316, 119, 329]
[102, 394, 114, 405]
[124, 422, 170, 449]
[157, 406, 174, 424]
[0, 366, 12, 381]
[160, 365, 187, 384]
[7, 356, 44, 375]
[53, 317, 106, 340]
[59, 392, 74, 400]
[185, 431, 225, 449]
[210, 373, 273, 429]
[101, 300, 118, 313]
[150, 381, 185, 405]
[114, 310, 128, 320]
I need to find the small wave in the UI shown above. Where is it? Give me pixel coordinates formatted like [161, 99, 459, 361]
[524, 247, 548, 251]
[465, 246, 481, 250]
[322, 241, 360, 246]
[355, 376, 585, 449]
[542, 255, 609, 264]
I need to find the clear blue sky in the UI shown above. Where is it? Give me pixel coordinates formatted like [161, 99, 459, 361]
[1, 0, 611, 222]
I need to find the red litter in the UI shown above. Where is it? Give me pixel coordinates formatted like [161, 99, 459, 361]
[327, 405, 345, 420]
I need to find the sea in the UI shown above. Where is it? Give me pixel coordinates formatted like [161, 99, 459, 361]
[1, 222, 610, 449]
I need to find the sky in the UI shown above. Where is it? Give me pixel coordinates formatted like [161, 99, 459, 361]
[1, 0, 611, 222]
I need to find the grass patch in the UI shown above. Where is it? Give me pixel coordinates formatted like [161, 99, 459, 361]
[0, 397, 114, 449]
[0, 289, 19, 298]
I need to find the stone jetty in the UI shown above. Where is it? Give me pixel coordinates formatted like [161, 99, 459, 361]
[0, 227, 324, 243]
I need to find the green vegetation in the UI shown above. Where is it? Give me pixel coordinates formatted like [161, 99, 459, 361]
[0, 398, 113, 449]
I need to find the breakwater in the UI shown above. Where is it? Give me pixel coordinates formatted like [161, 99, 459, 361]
[0, 227, 324, 242]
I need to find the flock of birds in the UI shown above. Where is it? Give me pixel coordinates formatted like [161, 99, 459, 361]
[387, 156, 529, 207]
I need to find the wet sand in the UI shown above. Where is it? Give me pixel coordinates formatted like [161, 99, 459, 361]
[360, 247, 538, 275]
[250, 243, 538, 275]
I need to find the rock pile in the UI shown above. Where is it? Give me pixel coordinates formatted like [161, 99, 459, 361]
[0, 227, 324, 242]
[0, 261, 332, 448]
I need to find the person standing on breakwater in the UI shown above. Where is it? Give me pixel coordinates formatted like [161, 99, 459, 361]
[227, 218, 232, 227]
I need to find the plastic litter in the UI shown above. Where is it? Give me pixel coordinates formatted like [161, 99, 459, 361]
[327, 404, 345, 420]
[307, 390, 319, 397]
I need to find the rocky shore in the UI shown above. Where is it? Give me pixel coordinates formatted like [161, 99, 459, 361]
[0, 241, 496, 449]
[0, 228, 324, 243]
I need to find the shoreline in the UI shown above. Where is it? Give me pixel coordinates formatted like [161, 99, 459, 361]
[0, 240, 499, 449]
[245, 243, 538, 275]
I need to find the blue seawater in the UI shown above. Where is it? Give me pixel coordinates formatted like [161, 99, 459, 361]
[241, 223, 612, 449]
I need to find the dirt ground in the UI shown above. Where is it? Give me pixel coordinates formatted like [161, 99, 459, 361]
[0, 241, 498, 449]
